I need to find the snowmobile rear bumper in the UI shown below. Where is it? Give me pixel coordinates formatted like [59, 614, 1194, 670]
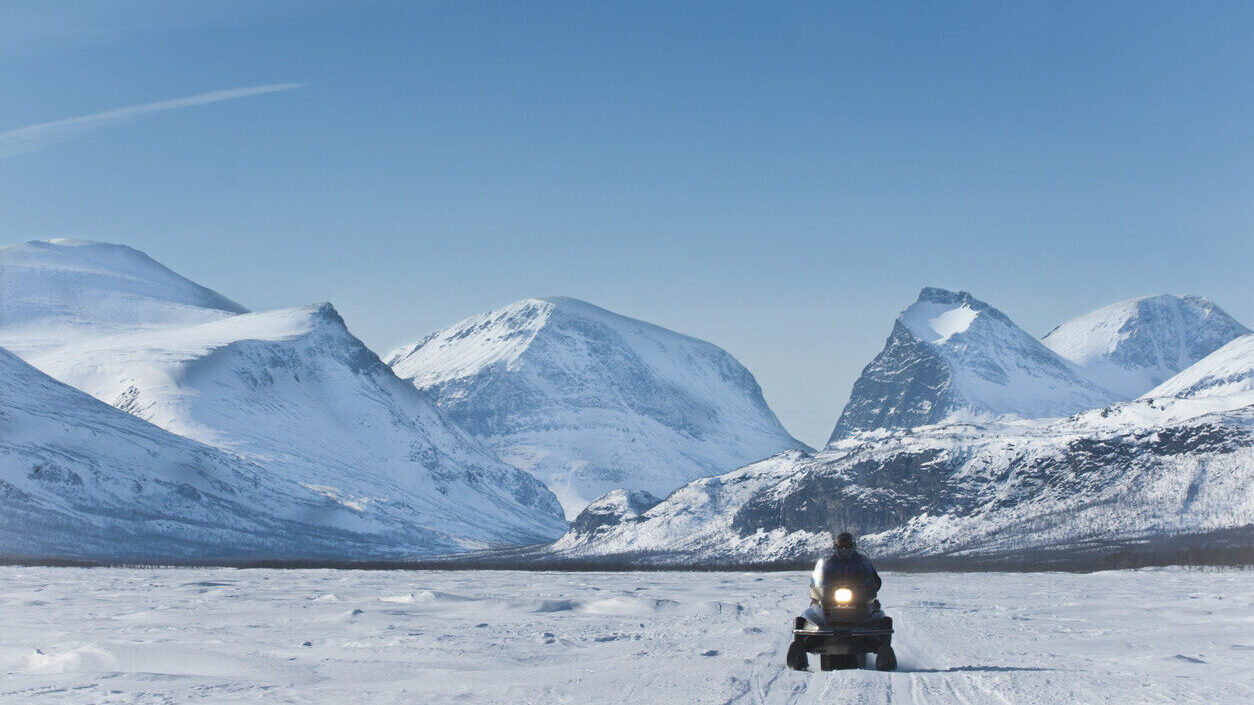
[792, 625, 893, 656]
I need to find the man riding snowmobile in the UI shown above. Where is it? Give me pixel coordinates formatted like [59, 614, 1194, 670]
[787, 532, 897, 671]
[820, 532, 881, 595]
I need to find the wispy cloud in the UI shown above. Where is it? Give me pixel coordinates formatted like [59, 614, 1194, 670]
[0, 83, 305, 159]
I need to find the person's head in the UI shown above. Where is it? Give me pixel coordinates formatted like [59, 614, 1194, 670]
[834, 532, 855, 559]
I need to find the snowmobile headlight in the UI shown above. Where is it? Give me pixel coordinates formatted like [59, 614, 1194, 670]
[833, 588, 853, 604]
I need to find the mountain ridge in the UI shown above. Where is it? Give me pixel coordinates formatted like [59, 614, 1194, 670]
[1043, 293, 1250, 399]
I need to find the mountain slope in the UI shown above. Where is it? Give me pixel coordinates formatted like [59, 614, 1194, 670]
[1144, 334, 1254, 403]
[386, 297, 807, 517]
[0, 239, 245, 353]
[0, 346, 389, 561]
[828, 287, 1113, 443]
[22, 303, 568, 550]
[554, 401, 1254, 564]
[0, 239, 567, 555]
[1043, 294, 1250, 399]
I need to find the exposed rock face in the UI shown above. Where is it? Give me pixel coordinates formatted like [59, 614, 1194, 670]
[828, 287, 1113, 443]
[568, 490, 662, 538]
[550, 401, 1254, 564]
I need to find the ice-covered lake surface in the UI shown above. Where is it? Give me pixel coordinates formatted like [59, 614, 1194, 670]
[1, 567, 1251, 704]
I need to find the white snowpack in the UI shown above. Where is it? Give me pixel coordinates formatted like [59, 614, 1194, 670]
[1, 567, 1251, 703]
[0, 346, 371, 560]
[829, 288, 1119, 443]
[1144, 334, 1254, 402]
[0, 239, 245, 352]
[900, 290, 1114, 421]
[899, 300, 979, 344]
[17, 304, 567, 550]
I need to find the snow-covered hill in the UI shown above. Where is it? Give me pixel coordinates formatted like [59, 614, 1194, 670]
[1143, 334, 1254, 403]
[1043, 294, 1249, 399]
[828, 287, 1113, 443]
[0, 345, 386, 561]
[0, 239, 567, 556]
[386, 297, 806, 517]
[0, 239, 245, 354]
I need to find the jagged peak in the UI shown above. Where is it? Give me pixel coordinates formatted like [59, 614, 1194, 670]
[899, 287, 1015, 345]
[915, 286, 974, 306]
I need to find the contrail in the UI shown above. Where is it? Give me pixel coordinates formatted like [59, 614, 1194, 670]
[0, 83, 305, 159]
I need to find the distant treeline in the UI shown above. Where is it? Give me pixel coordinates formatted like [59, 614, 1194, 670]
[4, 526, 1251, 573]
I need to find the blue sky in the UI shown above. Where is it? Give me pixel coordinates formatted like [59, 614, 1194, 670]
[2, 1, 1252, 446]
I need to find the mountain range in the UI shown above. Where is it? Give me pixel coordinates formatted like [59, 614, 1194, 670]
[3, 239, 1251, 566]
[554, 288, 1254, 565]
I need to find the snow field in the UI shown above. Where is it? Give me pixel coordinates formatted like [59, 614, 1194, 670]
[1, 568, 1251, 703]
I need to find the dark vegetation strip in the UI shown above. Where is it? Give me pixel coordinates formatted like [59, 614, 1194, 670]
[4, 527, 1251, 573]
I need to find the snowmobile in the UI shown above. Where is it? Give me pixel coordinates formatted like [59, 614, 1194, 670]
[786, 560, 897, 671]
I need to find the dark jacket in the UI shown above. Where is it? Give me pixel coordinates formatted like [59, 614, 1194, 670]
[819, 550, 882, 594]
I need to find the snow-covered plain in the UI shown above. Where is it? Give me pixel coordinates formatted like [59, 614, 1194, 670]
[2, 567, 1250, 703]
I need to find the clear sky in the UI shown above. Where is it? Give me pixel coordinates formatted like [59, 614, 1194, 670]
[2, 1, 1252, 447]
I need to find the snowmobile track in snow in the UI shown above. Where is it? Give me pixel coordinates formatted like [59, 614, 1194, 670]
[1, 567, 1251, 703]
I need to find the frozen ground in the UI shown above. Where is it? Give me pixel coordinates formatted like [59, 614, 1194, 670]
[1, 567, 1251, 704]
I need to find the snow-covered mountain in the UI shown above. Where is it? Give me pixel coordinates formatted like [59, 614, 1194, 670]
[554, 293, 1254, 566]
[0, 345, 384, 561]
[828, 287, 1113, 443]
[1043, 294, 1250, 400]
[554, 399, 1254, 564]
[0, 239, 568, 556]
[23, 304, 567, 551]
[385, 297, 807, 518]
[1144, 334, 1254, 403]
[0, 239, 245, 353]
